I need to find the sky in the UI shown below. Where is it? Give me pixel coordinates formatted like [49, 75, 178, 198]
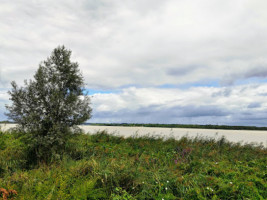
[1, 0, 267, 126]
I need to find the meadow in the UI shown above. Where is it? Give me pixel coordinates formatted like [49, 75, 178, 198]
[0, 129, 266, 199]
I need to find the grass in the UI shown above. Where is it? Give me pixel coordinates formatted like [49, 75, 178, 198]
[0, 130, 266, 199]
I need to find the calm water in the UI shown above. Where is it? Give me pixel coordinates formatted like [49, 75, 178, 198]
[1, 124, 267, 147]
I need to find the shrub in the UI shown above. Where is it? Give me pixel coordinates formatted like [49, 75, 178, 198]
[5, 46, 92, 163]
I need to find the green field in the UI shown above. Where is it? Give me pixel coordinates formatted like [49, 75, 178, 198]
[0, 130, 266, 199]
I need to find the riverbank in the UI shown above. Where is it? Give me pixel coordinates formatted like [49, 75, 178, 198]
[0, 130, 266, 199]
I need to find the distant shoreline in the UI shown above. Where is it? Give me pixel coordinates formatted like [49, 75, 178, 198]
[84, 123, 267, 131]
[1, 124, 267, 147]
[2, 121, 267, 131]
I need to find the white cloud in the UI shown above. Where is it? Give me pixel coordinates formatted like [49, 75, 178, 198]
[1, 0, 267, 88]
[91, 84, 267, 126]
[1, 0, 267, 125]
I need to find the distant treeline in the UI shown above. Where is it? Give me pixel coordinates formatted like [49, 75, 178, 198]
[0, 120, 15, 124]
[85, 123, 267, 130]
[2, 121, 267, 130]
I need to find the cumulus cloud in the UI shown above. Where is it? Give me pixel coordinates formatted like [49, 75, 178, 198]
[1, 0, 267, 125]
[89, 84, 267, 126]
[1, 0, 267, 89]
[247, 102, 261, 109]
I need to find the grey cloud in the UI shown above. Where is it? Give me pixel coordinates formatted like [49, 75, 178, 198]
[166, 65, 199, 76]
[0, 69, 8, 86]
[1, 0, 267, 89]
[259, 92, 267, 96]
[2, 81, 267, 126]
[221, 66, 267, 86]
[91, 104, 230, 124]
[244, 67, 267, 79]
[0, 89, 9, 121]
[176, 105, 230, 118]
[247, 102, 261, 109]
[91, 104, 267, 127]
[0, 112, 6, 121]
[212, 88, 232, 97]
[229, 110, 267, 126]
[2, 1, 267, 127]
[89, 84, 267, 126]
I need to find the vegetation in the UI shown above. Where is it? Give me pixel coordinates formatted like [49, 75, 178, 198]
[5, 46, 92, 162]
[87, 123, 267, 131]
[0, 130, 266, 199]
[0, 121, 13, 124]
[1, 46, 266, 199]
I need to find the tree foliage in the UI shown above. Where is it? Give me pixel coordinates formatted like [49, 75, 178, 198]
[5, 46, 92, 162]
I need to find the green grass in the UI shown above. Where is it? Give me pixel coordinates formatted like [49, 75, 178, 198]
[0, 130, 266, 199]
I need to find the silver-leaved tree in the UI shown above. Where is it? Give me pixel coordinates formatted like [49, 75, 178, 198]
[5, 46, 92, 162]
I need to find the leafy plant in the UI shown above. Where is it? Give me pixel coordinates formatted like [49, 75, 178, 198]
[111, 187, 135, 200]
[5, 46, 92, 163]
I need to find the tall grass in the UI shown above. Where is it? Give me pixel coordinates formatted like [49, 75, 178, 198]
[0, 130, 266, 199]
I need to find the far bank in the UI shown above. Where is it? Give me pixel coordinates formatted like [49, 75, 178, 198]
[1, 124, 266, 147]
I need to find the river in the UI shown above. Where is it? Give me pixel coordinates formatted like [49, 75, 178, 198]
[1, 124, 267, 147]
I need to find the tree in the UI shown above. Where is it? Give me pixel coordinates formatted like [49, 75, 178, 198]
[5, 46, 92, 162]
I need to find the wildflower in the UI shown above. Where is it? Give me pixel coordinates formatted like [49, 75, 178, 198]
[167, 180, 169, 183]
[142, 181, 144, 184]
[230, 182, 233, 184]
[206, 187, 213, 192]
[215, 162, 218, 165]
[165, 187, 168, 190]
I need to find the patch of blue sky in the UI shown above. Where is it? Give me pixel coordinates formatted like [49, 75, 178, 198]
[85, 84, 144, 95]
[181, 80, 220, 88]
[84, 89, 119, 95]
[234, 77, 267, 85]
[85, 77, 267, 94]
[118, 83, 142, 89]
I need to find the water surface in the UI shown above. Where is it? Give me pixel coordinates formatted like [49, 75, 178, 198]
[2, 124, 266, 147]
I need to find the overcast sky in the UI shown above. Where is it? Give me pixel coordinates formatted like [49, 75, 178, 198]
[1, 0, 267, 126]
